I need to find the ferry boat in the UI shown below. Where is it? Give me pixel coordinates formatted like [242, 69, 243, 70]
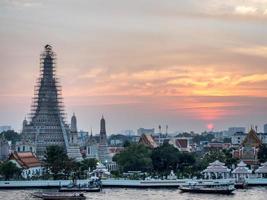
[179, 180, 235, 194]
[32, 192, 86, 200]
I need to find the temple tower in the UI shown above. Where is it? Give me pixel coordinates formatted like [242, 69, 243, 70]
[98, 116, 111, 164]
[70, 113, 78, 145]
[21, 45, 70, 158]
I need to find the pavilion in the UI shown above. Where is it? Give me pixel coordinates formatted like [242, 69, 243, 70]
[255, 162, 267, 178]
[232, 160, 252, 180]
[202, 160, 231, 179]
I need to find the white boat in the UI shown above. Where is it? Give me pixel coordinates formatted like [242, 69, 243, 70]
[179, 180, 235, 194]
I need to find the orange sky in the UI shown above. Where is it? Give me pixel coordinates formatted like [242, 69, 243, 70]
[0, 0, 267, 133]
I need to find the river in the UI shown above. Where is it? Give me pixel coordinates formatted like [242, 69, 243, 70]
[0, 187, 266, 200]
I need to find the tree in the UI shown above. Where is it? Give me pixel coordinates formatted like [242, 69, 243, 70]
[0, 161, 21, 180]
[43, 145, 69, 179]
[199, 149, 237, 171]
[0, 130, 21, 145]
[113, 144, 152, 172]
[177, 152, 196, 177]
[151, 142, 180, 174]
[80, 158, 98, 172]
[258, 144, 267, 163]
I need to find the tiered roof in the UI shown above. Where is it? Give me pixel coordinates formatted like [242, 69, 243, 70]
[241, 128, 262, 147]
[232, 161, 252, 174]
[203, 160, 231, 173]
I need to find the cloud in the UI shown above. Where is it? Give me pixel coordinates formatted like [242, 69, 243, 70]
[232, 46, 267, 58]
[235, 6, 258, 15]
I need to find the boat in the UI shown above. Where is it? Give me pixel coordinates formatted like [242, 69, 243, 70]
[179, 180, 235, 194]
[32, 192, 86, 200]
[59, 177, 102, 192]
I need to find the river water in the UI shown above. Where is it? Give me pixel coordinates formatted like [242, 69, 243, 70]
[0, 187, 266, 200]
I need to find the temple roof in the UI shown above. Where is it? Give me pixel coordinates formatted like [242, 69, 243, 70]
[241, 128, 262, 147]
[9, 152, 41, 169]
[138, 134, 158, 148]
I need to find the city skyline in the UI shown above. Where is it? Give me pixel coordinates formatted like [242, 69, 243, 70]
[1, 0, 267, 133]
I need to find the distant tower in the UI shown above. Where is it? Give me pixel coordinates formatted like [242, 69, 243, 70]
[21, 45, 70, 158]
[70, 113, 78, 144]
[98, 115, 111, 164]
[166, 125, 168, 135]
[66, 113, 83, 161]
[159, 125, 162, 134]
[100, 115, 107, 145]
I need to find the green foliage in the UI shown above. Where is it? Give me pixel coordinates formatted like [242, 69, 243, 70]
[200, 149, 238, 170]
[43, 145, 74, 179]
[80, 158, 98, 171]
[113, 144, 152, 172]
[177, 152, 196, 177]
[0, 130, 21, 145]
[0, 161, 21, 180]
[151, 142, 180, 174]
[123, 140, 131, 147]
[258, 144, 267, 163]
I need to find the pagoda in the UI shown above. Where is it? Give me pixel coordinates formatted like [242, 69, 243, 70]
[21, 45, 74, 158]
[98, 116, 111, 164]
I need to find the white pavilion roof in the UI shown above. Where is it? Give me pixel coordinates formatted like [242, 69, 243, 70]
[255, 162, 267, 174]
[232, 161, 252, 174]
[210, 160, 225, 166]
[202, 160, 230, 173]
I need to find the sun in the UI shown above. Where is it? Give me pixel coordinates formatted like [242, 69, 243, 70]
[207, 123, 214, 131]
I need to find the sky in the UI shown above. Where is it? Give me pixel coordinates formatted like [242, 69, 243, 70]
[0, 0, 267, 134]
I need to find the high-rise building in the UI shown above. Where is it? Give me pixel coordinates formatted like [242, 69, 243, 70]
[98, 116, 111, 164]
[264, 124, 267, 133]
[21, 45, 81, 159]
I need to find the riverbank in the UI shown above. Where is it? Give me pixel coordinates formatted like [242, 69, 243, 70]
[0, 178, 267, 189]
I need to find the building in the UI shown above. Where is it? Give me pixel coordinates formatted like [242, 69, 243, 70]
[264, 124, 267, 133]
[0, 135, 10, 160]
[170, 137, 192, 152]
[232, 161, 252, 180]
[139, 134, 158, 148]
[202, 160, 231, 179]
[204, 142, 231, 152]
[9, 152, 43, 179]
[233, 128, 262, 166]
[224, 127, 246, 138]
[0, 126, 12, 133]
[137, 128, 154, 136]
[152, 133, 171, 146]
[15, 137, 36, 153]
[20, 45, 79, 159]
[98, 116, 112, 164]
[231, 132, 246, 146]
[85, 131, 99, 159]
[67, 114, 83, 161]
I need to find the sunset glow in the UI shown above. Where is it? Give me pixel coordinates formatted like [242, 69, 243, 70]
[1, 0, 267, 133]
